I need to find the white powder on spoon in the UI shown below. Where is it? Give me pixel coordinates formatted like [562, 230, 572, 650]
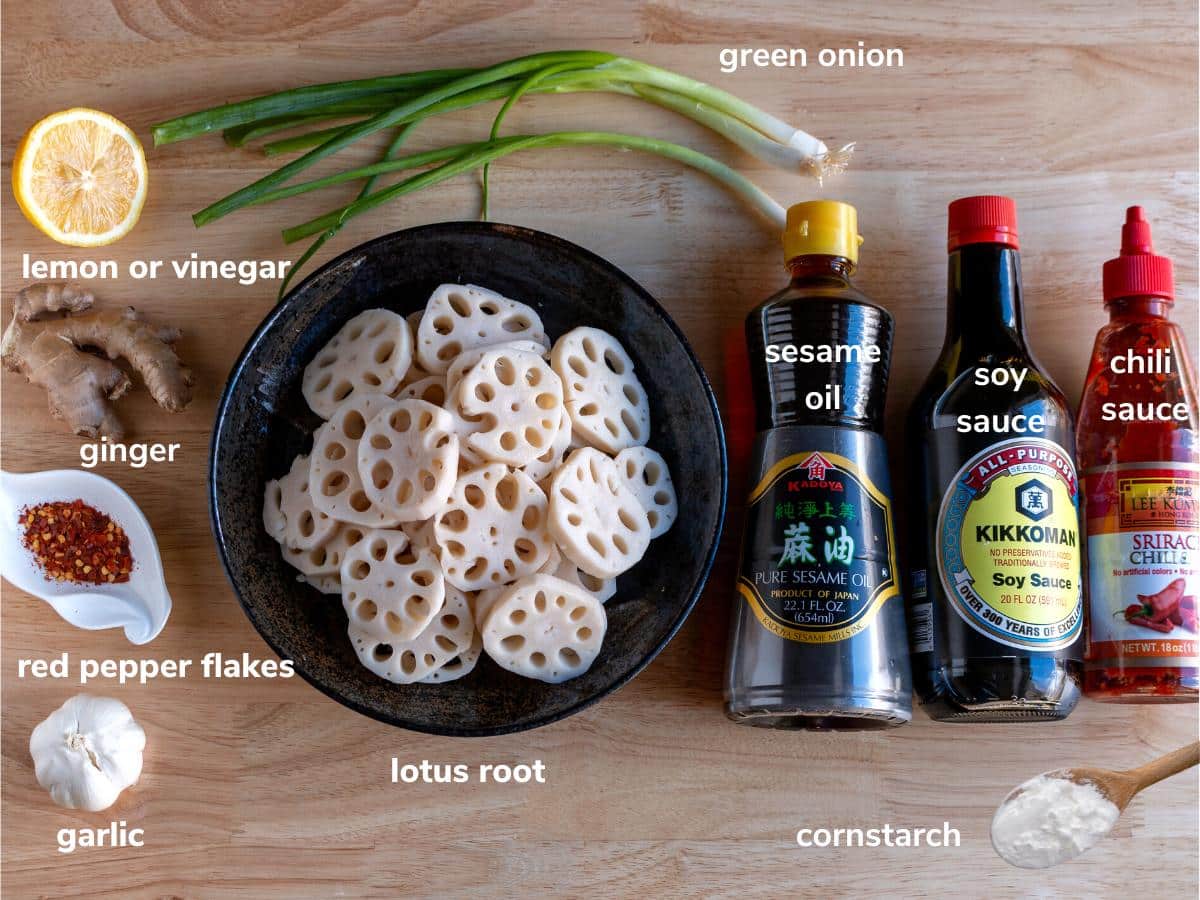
[991, 772, 1121, 868]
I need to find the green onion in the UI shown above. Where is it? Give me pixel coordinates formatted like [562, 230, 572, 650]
[281, 132, 786, 243]
[276, 121, 424, 298]
[190, 51, 616, 226]
[257, 71, 614, 156]
[152, 50, 850, 290]
[629, 83, 854, 178]
[152, 69, 474, 145]
[221, 96, 419, 146]
[480, 60, 597, 219]
[251, 143, 491, 207]
[261, 122, 369, 156]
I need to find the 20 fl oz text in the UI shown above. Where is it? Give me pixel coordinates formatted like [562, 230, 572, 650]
[391, 758, 547, 784]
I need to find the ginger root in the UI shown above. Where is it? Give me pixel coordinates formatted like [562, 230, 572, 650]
[1, 282, 194, 439]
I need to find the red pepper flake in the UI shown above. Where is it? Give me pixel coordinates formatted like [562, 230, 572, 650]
[19, 500, 132, 585]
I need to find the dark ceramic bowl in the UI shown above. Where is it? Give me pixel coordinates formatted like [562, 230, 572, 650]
[210, 222, 726, 736]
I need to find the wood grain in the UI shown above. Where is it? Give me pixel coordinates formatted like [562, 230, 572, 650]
[2, 1, 1197, 897]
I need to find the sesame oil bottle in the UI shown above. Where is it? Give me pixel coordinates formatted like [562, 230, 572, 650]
[724, 201, 912, 729]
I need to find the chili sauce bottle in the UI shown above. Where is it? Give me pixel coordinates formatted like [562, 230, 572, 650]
[1079, 207, 1199, 702]
[906, 196, 1083, 722]
[724, 200, 912, 730]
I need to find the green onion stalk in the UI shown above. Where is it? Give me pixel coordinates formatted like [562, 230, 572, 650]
[152, 50, 851, 293]
[241, 61, 854, 177]
[277, 133, 787, 241]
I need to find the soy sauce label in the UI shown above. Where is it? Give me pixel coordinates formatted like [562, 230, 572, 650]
[936, 437, 1083, 651]
[737, 451, 899, 643]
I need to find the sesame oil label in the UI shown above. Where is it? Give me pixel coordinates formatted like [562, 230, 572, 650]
[936, 437, 1083, 651]
[736, 451, 900, 643]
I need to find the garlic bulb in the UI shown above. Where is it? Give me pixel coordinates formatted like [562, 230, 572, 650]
[29, 695, 146, 811]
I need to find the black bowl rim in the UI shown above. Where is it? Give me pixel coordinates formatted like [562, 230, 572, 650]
[209, 220, 728, 736]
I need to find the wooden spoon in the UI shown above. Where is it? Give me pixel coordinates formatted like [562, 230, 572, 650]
[992, 740, 1199, 869]
[1062, 740, 1199, 810]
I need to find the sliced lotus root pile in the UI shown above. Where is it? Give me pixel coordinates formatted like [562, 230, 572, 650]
[348, 584, 475, 684]
[262, 479, 287, 543]
[481, 575, 607, 684]
[280, 522, 368, 577]
[416, 630, 483, 684]
[401, 517, 439, 557]
[475, 544, 618, 627]
[550, 556, 616, 604]
[456, 349, 564, 467]
[302, 309, 412, 419]
[537, 542, 563, 575]
[444, 340, 548, 401]
[548, 447, 651, 579]
[475, 543, 562, 628]
[267, 287, 687, 688]
[473, 586, 504, 631]
[309, 393, 399, 527]
[434, 463, 554, 591]
[298, 573, 342, 595]
[522, 407, 574, 485]
[442, 344, 553, 470]
[340, 528, 445, 643]
[281, 543, 334, 577]
[264, 453, 338, 550]
[614, 446, 678, 538]
[393, 375, 447, 407]
[551, 326, 650, 454]
[443, 382, 488, 467]
[357, 399, 459, 521]
[416, 284, 546, 374]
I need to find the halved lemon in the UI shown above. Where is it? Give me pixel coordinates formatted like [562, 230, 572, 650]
[13, 108, 148, 247]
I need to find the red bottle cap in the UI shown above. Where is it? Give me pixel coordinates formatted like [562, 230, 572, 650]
[1102, 206, 1174, 303]
[947, 195, 1019, 252]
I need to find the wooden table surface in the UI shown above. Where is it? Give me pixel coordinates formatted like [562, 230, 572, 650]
[2, 2, 1197, 897]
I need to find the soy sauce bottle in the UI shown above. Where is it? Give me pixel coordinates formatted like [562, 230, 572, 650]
[907, 196, 1083, 722]
[724, 201, 912, 730]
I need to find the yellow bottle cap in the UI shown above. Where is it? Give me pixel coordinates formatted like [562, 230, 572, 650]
[782, 200, 863, 266]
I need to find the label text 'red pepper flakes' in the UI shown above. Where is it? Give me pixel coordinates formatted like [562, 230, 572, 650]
[19, 499, 132, 584]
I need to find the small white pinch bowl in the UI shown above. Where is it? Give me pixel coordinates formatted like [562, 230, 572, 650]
[0, 468, 171, 644]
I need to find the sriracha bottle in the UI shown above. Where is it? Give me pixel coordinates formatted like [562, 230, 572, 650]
[1079, 207, 1199, 702]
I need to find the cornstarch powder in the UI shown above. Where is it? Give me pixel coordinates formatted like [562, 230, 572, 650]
[991, 773, 1120, 868]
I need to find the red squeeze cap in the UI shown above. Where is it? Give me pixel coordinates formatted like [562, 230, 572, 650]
[947, 195, 1019, 252]
[1102, 206, 1174, 303]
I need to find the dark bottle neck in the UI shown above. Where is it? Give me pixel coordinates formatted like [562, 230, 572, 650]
[787, 254, 855, 283]
[747, 254, 892, 433]
[944, 244, 1027, 357]
[1107, 295, 1172, 321]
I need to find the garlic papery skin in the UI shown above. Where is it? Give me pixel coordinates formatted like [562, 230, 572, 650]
[29, 695, 146, 812]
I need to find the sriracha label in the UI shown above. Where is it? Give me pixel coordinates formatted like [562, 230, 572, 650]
[1084, 464, 1200, 666]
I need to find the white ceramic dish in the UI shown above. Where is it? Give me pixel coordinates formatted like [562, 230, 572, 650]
[0, 469, 171, 644]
